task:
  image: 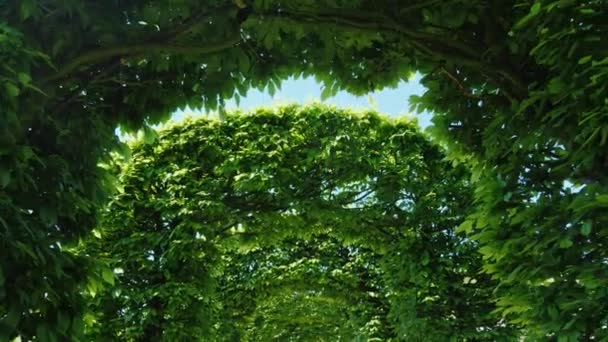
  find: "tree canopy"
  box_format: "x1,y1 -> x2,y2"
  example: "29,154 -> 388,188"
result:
1,0 -> 607,340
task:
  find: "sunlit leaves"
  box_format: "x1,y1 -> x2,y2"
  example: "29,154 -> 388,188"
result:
87,105 -> 513,340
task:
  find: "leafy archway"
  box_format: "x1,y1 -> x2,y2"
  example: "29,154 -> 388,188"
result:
85,105 -> 517,340
2,0 -> 607,339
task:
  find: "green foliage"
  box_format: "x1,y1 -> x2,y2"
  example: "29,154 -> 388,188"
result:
86,105 -> 514,340
218,236 -> 393,341
0,20 -> 118,341
1,0 -> 606,339
410,1 -> 608,338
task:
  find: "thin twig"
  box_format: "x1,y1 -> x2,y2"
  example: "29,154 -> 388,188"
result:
439,66 -> 485,100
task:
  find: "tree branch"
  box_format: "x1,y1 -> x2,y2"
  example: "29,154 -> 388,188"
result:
153,5 -> 234,42
277,6 -> 481,59
437,66 -> 484,100
262,6 -> 528,100
44,33 -> 241,84
398,0 -> 444,14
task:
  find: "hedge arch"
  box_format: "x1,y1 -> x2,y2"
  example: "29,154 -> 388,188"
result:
85,105 -> 517,341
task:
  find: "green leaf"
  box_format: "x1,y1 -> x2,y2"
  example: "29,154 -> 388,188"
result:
238,51 -> 251,71
580,221 -> 592,236
87,280 -> 98,298
20,0 -> 35,20
596,194 -> 608,205
547,77 -> 565,95
267,82 -> 276,97
530,2 -> 541,15
578,55 -> 592,64
4,82 -> 20,97
548,305 -> 559,320
142,125 -> 158,144
17,72 -> 31,85
320,86 -> 333,100
456,219 -> 473,234
92,229 -> 102,239
559,238 -> 573,249
102,268 -> 115,286
514,2 -> 542,29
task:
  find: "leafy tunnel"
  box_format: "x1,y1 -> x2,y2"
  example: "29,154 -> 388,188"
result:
84,104 -> 515,341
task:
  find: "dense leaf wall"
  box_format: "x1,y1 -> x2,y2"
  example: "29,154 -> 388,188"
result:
86,105 -> 512,341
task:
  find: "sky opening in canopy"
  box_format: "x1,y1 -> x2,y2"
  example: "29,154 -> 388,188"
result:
172,74 -> 430,127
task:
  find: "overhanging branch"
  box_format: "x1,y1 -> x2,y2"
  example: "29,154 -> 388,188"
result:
261,6 -> 527,100
44,33 -> 241,84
